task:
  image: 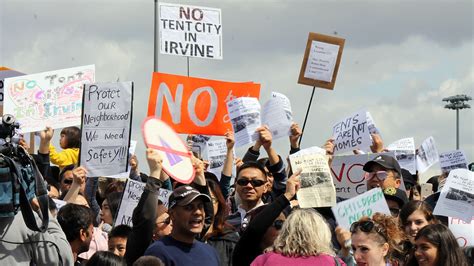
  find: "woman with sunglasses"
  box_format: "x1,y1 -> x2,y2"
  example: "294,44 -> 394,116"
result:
399,201 -> 437,244
350,213 -> 406,266
251,209 -> 345,266
406,224 -> 468,266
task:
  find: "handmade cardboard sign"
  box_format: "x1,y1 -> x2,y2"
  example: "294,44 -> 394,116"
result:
3,65 -> 95,133
332,109 -> 371,154
298,33 -> 345,90
439,150 -> 468,173
148,72 -> 260,135
142,117 -> 195,184
79,82 -> 133,177
332,187 -> 391,230
159,2 -> 222,59
0,67 -> 25,106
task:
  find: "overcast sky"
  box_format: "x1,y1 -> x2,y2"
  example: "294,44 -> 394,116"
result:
1,0 -> 473,181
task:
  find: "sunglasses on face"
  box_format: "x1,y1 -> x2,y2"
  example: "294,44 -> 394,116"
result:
62,179 -> 73,185
364,171 -> 388,181
236,178 -> 266,187
272,219 -> 284,230
350,220 -> 388,241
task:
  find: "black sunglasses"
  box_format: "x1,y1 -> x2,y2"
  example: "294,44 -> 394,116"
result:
236,178 -> 266,187
272,219 -> 284,230
350,220 -> 388,241
62,179 -> 73,185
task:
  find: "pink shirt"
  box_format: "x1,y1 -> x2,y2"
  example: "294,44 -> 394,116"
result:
251,251 -> 346,266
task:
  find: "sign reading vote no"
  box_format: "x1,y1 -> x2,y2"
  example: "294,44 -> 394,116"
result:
147,72 -> 260,135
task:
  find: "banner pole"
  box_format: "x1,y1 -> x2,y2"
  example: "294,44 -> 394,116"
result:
154,0 -> 158,72
298,86 -> 316,146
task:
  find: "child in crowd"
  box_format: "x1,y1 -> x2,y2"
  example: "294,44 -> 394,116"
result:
49,126 -> 81,169
108,225 -> 132,258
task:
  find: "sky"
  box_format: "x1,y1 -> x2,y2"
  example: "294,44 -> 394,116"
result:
1,0 -> 473,182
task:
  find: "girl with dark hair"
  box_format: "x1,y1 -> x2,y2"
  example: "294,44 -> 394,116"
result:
100,192 -> 123,231
204,179 -> 239,266
49,126 -> 81,169
399,201 -> 437,243
406,224 -> 468,266
86,251 -> 126,266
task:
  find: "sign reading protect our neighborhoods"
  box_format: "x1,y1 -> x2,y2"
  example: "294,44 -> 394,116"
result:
159,2 -> 223,59
3,65 -> 95,132
79,82 -> 133,177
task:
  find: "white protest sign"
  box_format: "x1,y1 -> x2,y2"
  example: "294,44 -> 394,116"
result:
0,67 -> 25,106
159,3 -> 222,59
262,93 -> 292,140
105,140 -> 137,179
433,169 -> 474,222
142,117 -> 195,184
332,109 -> 371,154
79,82 -> 133,177
3,65 -> 95,133
439,150 -> 468,173
332,187 -> 391,230
330,152 -> 395,199
449,217 -> 474,248
366,112 -> 380,135
115,179 -> 146,226
291,146 -> 326,157
227,97 -> 261,147
416,136 -> 439,173
289,153 -> 336,208
387,137 -> 416,174
206,138 -> 227,179
158,188 -> 173,208
303,41 -> 339,82
190,135 -> 211,159
271,92 -> 293,121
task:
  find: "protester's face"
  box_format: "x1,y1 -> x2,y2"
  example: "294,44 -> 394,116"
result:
414,237 -> 438,266
153,204 -> 172,240
386,199 -> 401,217
169,198 -> 205,237
404,210 -> 430,243
59,134 -> 68,149
108,236 -> 127,257
366,165 -> 400,190
100,199 -> 113,225
80,223 -> 94,254
260,213 -> 285,250
236,167 -> 268,203
60,170 -> 74,193
351,231 -> 388,266
411,188 -> 421,201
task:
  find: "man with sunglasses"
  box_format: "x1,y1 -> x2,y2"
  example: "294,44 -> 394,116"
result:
363,155 -> 403,191
227,161 -> 269,231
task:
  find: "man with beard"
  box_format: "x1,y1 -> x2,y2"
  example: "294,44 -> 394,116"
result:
57,203 -> 95,265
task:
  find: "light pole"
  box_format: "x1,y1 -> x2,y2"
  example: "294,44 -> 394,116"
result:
442,94 -> 472,149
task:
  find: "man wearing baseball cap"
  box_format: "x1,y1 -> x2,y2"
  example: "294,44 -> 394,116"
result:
363,154 -> 403,190
145,185 -> 220,265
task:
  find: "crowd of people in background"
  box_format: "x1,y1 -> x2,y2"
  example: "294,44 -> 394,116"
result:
0,119 -> 473,266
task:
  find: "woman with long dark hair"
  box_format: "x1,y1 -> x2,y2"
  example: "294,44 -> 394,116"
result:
399,201 -> 437,244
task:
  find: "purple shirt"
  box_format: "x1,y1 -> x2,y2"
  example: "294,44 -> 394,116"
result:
251,251 -> 346,266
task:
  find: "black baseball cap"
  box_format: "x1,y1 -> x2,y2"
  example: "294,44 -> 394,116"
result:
363,155 -> 402,178
168,185 -> 211,209
383,187 -> 408,209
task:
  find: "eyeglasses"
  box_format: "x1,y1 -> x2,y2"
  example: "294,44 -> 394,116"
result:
350,220 -> 388,241
236,178 -> 266,187
364,171 -> 388,181
62,179 -> 73,185
272,219 -> 284,230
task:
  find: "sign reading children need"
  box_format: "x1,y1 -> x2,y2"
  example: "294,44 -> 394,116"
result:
79,82 -> 133,177
159,3 -> 223,59
147,72 -> 260,136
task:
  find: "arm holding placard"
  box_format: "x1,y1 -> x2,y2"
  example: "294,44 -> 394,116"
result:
125,148 -> 166,265
370,133 -> 384,153
36,127 -> 58,189
191,156 -> 214,240
289,122 -> 302,154
63,166 -> 87,204
219,131 -> 235,199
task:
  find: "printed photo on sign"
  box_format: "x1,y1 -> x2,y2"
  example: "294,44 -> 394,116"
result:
227,97 -> 261,147
159,3 -> 223,59
439,150 -> 468,173
416,136 -> 439,173
387,137 -> 416,174
3,65 -> 95,133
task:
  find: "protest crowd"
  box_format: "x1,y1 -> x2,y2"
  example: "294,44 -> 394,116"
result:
1,4 -> 473,266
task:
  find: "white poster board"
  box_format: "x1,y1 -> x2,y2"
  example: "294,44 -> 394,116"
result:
332,187 -> 391,230
387,137 -> 416,174
303,41 -> 339,82
449,217 -> 474,248
206,138 -> 227,178
105,140 -> 137,179
433,169 -> 474,222
261,92 -> 292,140
79,82 -> 133,177
0,68 -> 25,106
227,97 -> 261,147
439,150 -> 468,173
159,3 -> 222,59
416,136 -> 439,173
332,109 -> 371,154
3,65 -> 95,132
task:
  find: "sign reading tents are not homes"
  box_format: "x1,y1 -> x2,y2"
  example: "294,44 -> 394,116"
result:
159,3 -> 222,60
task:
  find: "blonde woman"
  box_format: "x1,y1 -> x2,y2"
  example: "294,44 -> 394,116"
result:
251,209 -> 345,266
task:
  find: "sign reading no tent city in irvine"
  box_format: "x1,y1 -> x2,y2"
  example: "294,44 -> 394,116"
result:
159,3 -> 222,59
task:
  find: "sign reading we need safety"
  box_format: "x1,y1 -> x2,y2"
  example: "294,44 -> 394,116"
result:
147,72 -> 260,136
159,3 -> 223,59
